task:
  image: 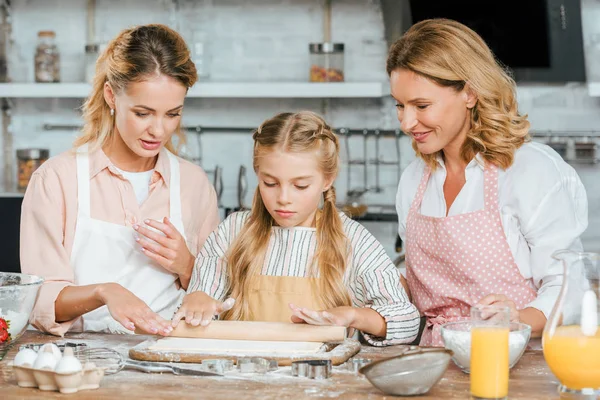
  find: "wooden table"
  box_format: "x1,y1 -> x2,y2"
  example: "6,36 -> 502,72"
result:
0,330 -> 562,399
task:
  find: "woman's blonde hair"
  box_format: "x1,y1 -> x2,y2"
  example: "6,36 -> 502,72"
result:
74,24 -> 197,153
221,111 -> 351,320
386,18 -> 530,170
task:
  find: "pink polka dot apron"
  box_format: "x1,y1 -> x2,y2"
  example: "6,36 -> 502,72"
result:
405,163 -> 537,347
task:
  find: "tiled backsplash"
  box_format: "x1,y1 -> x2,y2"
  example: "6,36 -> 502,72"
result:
1,0 -> 599,257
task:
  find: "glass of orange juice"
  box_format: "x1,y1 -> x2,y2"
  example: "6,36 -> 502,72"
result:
470,305 -> 510,400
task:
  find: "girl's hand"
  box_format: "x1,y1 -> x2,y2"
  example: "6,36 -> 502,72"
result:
97,283 -> 173,336
134,217 -> 195,288
171,292 -> 235,328
476,294 -> 520,322
289,304 -> 357,327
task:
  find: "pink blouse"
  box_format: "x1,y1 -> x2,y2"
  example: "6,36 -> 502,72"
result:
20,147 -> 220,336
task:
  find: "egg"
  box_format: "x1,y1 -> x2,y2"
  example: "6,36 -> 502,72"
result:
33,350 -> 58,371
13,348 -> 38,367
55,347 -> 82,374
39,343 -> 62,362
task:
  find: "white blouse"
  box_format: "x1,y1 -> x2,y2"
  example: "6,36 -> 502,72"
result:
396,141 -> 588,318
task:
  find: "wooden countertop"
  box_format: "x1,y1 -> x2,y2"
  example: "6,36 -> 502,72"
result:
0,330 -> 561,399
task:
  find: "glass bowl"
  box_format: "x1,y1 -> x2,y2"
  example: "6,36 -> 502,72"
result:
0,272 -> 43,360
359,347 -> 452,396
440,320 -> 531,373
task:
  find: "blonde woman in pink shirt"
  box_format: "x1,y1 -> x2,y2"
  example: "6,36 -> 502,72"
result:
20,24 -> 219,336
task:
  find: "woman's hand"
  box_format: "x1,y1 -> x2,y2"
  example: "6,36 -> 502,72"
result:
476,294 -> 520,322
289,304 -> 356,327
171,292 -> 235,328
96,283 -> 173,335
477,294 -> 547,337
134,217 -> 195,288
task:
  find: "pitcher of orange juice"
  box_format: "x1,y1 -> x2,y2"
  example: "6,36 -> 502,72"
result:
543,250 -> 600,396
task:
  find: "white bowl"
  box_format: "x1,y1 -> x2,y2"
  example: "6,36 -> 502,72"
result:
440,321 -> 531,373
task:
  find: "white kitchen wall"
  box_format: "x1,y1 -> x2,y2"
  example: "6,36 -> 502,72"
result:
1,0 -> 599,256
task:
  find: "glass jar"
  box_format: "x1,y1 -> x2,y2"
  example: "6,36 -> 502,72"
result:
190,30 -> 210,80
309,42 -> 344,82
84,44 -> 99,84
34,31 -> 60,83
17,149 -> 49,191
543,250 -> 600,395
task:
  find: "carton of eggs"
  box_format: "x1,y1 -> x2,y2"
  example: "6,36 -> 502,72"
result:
12,344 -> 106,394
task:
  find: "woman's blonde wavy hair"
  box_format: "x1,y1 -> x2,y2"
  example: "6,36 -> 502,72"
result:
221,111 -> 351,320
73,24 -> 197,153
386,18 -> 530,170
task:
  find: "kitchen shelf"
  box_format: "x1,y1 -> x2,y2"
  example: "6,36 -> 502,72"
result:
589,82 -> 600,97
0,82 -> 388,99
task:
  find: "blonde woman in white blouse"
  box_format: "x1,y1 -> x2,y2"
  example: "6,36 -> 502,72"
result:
172,111 -> 421,346
388,19 -> 588,346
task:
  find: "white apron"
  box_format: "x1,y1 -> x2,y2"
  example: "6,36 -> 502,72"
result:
71,146 -> 186,333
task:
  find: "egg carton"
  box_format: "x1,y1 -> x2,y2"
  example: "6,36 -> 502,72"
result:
11,343 -> 107,394
13,363 -> 106,394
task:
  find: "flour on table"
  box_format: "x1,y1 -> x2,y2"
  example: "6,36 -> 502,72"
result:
149,338 -> 326,356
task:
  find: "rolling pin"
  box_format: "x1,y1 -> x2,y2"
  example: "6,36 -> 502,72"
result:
170,321 -> 346,343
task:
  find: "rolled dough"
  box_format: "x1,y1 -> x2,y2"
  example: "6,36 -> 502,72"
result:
149,338 -> 326,356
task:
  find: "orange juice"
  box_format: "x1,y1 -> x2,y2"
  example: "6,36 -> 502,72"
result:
543,325 -> 600,390
470,327 -> 509,399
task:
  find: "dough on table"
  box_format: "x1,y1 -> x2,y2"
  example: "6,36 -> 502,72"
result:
149,338 -> 326,355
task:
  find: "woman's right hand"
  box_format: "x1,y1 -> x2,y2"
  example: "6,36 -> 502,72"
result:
171,292 -> 235,328
96,283 -> 173,336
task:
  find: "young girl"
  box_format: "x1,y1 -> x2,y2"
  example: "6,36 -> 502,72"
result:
173,111 -> 420,346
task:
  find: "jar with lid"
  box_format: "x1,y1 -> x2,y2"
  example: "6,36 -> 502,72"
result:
309,42 -> 344,82
190,30 -> 211,80
17,149 -> 49,191
84,44 -> 99,84
34,30 -> 60,83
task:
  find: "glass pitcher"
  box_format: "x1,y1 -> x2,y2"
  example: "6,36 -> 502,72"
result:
543,250 -> 600,396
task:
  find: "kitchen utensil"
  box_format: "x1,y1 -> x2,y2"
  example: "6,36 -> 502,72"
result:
19,341 -> 88,353
342,128 -> 369,218
291,359 -> 331,379
237,165 -> 248,210
213,165 -> 225,219
72,347 -> 222,376
342,357 -> 372,373
170,320 -> 346,342
129,337 -> 360,367
440,320 -> 531,373
0,272 -> 44,360
213,165 -> 223,207
543,250 -> 600,395
395,128 -> 402,182
236,357 -> 272,374
201,359 -> 235,374
372,130 -> 382,193
359,347 -> 452,396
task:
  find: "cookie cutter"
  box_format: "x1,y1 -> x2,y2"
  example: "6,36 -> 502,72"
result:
291,360 -> 332,380
344,357 -> 372,373
236,357 -> 277,374
201,359 -> 235,374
